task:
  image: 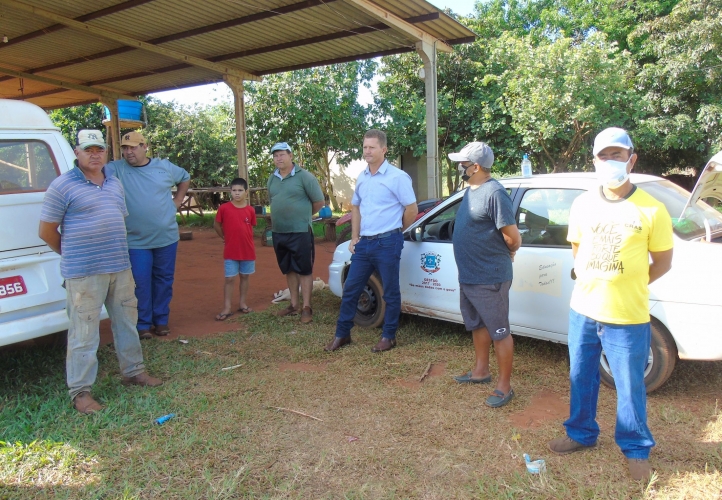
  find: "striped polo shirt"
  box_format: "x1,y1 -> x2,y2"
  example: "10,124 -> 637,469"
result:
40,166 -> 131,279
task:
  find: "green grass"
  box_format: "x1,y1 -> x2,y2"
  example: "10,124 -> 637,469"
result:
3,291 -> 722,498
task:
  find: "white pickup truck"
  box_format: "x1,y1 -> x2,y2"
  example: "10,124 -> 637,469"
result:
0,99 -> 83,346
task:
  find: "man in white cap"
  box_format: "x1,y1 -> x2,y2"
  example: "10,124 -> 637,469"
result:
106,132 -> 190,339
547,127 -> 674,481
448,141 -> 521,408
39,130 -> 162,415
266,141 -> 325,323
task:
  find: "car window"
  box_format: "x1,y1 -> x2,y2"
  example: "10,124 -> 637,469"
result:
517,189 -> 584,247
417,199 -> 461,242
0,140 -> 60,194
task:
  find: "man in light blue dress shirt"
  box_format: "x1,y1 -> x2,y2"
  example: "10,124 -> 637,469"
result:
325,130 -> 418,353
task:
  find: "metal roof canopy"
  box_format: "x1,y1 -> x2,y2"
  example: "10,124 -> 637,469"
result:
0,0 -> 475,196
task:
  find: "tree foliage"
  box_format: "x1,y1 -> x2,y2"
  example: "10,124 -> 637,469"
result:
48,103 -> 104,147
631,0 -> 722,170
245,62 -> 374,209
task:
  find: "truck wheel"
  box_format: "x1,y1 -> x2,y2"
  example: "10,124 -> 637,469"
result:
336,226 -> 352,247
599,317 -> 677,393
353,274 -> 386,328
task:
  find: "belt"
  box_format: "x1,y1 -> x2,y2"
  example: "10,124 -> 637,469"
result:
360,228 -> 401,240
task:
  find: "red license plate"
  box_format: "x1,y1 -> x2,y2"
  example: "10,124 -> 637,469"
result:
0,276 -> 28,298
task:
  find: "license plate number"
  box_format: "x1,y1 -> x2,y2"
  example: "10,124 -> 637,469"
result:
0,276 -> 28,298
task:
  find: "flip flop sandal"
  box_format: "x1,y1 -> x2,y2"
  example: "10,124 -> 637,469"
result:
453,371 -> 492,384
237,307 -> 253,314
215,313 -> 234,321
485,388 -> 515,408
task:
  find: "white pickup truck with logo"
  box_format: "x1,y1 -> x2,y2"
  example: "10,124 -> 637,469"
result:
0,99 -> 95,346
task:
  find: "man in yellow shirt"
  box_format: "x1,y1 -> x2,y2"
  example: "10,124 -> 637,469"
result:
547,128 -> 674,481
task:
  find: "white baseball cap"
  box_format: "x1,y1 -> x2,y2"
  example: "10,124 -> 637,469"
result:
77,129 -> 106,150
593,127 -> 634,156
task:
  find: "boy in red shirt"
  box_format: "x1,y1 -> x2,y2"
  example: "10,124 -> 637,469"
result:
214,178 -> 257,320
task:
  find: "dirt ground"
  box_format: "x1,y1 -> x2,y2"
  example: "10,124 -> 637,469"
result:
99,228 -> 337,344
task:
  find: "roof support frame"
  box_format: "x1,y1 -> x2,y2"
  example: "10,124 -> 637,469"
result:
0,65 -> 132,101
0,0 -> 261,81
344,0 -> 453,53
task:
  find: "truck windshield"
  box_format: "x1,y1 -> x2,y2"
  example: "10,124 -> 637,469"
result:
639,179 -> 722,241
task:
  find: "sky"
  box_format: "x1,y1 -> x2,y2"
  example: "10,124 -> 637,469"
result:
150,0 -> 477,108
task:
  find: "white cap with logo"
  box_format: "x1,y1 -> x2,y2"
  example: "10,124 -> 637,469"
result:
77,129 -> 106,150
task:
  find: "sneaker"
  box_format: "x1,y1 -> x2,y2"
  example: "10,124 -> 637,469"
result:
547,436 -> 597,455
73,391 -> 103,414
628,458 -> 653,481
300,306 -> 313,324
121,372 -> 163,387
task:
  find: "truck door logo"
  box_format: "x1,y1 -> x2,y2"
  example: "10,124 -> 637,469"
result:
420,252 -> 442,274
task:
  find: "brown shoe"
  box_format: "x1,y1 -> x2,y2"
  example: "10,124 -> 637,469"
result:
628,458 -> 653,481
73,391 -> 103,415
371,337 -> 397,353
547,436 -> 597,455
300,306 -> 313,324
276,304 -> 298,317
121,372 -> 163,387
325,336 -> 352,352
138,329 -> 153,340
154,325 -> 170,336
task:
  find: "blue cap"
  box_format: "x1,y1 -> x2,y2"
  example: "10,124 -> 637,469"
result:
270,142 -> 292,154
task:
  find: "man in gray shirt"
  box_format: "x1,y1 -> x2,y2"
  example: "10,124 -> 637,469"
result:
106,132 -> 190,339
449,142 -> 521,408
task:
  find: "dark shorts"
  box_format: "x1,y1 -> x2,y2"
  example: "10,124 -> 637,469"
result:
272,230 -> 315,276
459,281 -> 512,340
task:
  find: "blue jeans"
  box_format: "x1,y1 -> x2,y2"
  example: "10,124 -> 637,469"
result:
128,242 -> 178,330
335,232 -> 404,340
65,269 -> 145,400
565,309 -> 655,459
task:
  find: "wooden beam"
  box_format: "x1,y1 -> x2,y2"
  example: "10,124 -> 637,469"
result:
0,0 -> 337,83
343,0 -> 453,53
223,75 -> 248,182
0,66 -> 132,100
0,0 -> 155,49
0,0 -> 260,81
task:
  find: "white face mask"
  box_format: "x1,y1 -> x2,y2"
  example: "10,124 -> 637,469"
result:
594,158 -> 630,188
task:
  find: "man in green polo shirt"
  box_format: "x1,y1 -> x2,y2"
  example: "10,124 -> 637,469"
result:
266,142 -> 324,324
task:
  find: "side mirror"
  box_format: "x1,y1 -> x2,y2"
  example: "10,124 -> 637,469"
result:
407,226 -> 422,242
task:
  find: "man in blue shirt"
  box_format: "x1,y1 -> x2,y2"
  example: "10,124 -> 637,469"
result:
106,132 -> 190,339
449,142 -> 521,408
325,130 -> 418,353
39,130 -> 162,415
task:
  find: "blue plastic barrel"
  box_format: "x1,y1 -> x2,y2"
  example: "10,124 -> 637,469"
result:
103,100 -> 143,121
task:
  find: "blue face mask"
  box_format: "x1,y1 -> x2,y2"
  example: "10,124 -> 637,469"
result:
594,158 -> 629,188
